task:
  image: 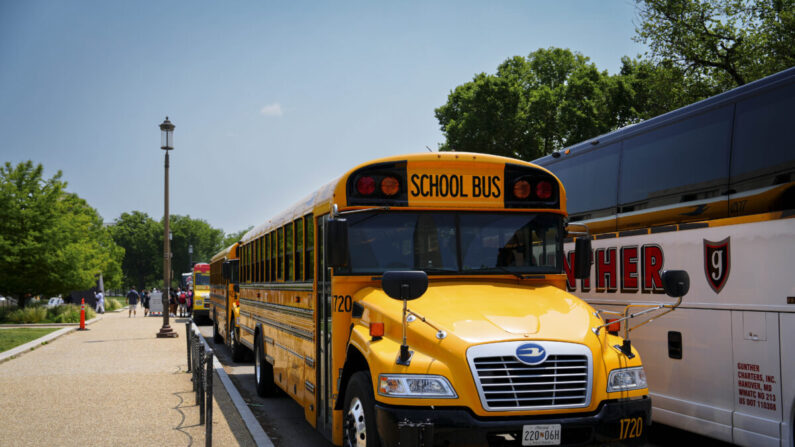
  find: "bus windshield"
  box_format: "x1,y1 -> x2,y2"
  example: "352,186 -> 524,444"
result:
341,212 -> 563,275
194,274 -> 210,286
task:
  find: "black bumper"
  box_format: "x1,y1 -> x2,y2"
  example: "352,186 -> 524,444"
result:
375,397 -> 651,447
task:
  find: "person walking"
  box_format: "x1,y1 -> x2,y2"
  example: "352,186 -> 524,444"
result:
169,288 -> 178,317
94,290 -> 105,314
178,289 -> 187,317
126,286 -> 140,317
142,289 -> 151,317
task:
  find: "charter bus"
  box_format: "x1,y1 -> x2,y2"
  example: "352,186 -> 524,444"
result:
209,243 -> 245,361
190,262 -> 211,320
218,152 -> 691,446
534,67 -> 795,447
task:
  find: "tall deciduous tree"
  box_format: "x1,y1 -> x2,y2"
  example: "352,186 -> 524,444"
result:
169,215 -> 224,277
435,48 -> 635,159
109,211 -> 162,290
634,0 -> 795,90
0,161 -> 123,306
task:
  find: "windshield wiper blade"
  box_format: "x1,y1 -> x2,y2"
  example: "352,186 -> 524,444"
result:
420,267 -> 458,275
469,266 -> 525,279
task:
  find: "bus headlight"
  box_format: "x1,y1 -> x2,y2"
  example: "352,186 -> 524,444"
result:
378,374 -> 457,398
607,367 -> 647,392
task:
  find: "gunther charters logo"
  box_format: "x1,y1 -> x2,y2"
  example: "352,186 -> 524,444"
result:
516,343 -> 547,365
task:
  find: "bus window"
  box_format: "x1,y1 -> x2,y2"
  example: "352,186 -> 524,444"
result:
546,142 -> 620,222
295,218 -> 303,282
277,227 -> 284,281
619,105 -> 733,212
305,214 -> 314,281
270,232 -> 276,281
731,81 -> 795,195
286,223 -> 294,281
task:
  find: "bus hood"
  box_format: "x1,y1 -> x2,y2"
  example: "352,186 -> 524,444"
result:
361,281 -> 596,345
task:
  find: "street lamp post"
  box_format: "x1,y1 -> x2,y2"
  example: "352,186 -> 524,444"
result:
188,244 -> 193,271
157,117 -> 178,338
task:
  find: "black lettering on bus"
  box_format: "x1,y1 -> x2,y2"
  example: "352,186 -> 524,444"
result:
439,174 -> 449,197
472,176 -> 481,198
491,175 -> 501,198
410,174 -> 421,197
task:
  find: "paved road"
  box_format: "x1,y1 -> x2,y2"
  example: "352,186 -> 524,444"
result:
197,323 -> 333,447
196,322 -> 735,447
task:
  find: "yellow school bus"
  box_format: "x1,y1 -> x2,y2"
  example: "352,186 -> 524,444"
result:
209,243 -> 246,361
190,262 -> 211,320
232,153 -> 686,446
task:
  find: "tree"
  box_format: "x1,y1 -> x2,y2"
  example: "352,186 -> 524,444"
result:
109,211 -> 162,290
634,0 -> 795,90
0,161 -> 123,306
222,227 -> 252,249
435,48 -> 633,159
169,215 -> 224,277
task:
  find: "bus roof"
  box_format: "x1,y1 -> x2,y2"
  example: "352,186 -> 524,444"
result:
534,67 -> 795,167
210,242 -> 239,264
193,263 -> 210,273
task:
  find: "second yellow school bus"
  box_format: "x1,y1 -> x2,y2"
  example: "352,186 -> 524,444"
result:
221,153 -> 681,446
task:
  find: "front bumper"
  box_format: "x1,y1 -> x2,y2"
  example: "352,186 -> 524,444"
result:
375,397 -> 651,446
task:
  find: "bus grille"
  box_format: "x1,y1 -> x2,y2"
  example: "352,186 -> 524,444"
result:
472,354 -> 589,410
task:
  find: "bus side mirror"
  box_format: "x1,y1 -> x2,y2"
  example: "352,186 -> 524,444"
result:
574,238 -> 592,279
326,218 -> 349,269
662,270 -> 690,297
382,271 -> 428,301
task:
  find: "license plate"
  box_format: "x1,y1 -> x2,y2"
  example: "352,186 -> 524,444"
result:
522,424 -> 561,446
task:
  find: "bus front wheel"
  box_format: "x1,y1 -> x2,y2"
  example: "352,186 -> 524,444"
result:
254,333 -> 276,397
230,325 -> 246,363
343,371 -> 380,447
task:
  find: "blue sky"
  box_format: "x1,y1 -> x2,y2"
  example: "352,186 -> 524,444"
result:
0,0 -> 645,235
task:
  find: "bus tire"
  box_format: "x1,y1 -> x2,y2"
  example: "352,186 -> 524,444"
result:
343,371 -> 380,447
254,333 -> 276,397
212,312 -> 223,343
230,325 -> 245,363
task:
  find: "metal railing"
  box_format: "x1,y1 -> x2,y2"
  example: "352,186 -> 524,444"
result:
186,320 -> 213,446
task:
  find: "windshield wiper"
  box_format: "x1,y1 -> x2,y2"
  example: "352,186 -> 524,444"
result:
468,266 -> 526,279
420,267 -> 458,275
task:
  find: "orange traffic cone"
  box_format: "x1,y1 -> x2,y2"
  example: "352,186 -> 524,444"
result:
79,298 -> 86,330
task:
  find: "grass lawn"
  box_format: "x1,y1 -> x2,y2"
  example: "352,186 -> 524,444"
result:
0,328 -> 60,353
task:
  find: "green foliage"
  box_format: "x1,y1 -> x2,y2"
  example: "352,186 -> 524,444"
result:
109,211 -> 162,290
105,297 -> 122,311
109,212 -> 226,290
634,0 -> 795,89
169,214 -> 224,278
435,48 -> 637,158
0,303 -> 95,324
222,227 -> 253,249
0,161 -> 124,306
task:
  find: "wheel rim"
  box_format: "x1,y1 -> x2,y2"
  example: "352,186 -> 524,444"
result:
345,397 -> 367,447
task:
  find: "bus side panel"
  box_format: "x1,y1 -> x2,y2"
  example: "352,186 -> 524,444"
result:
731,311 -> 782,447
781,313 -> 795,447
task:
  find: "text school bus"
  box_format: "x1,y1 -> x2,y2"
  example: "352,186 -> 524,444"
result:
216,153 -> 689,446
535,67 -> 795,447
209,243 -> 247,361
190,262 -> 211,320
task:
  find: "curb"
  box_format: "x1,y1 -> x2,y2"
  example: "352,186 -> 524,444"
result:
0,316 -> 101,363
214,358 -> 274,447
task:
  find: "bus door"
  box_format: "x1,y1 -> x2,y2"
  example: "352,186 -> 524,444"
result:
316,215 -> 334,439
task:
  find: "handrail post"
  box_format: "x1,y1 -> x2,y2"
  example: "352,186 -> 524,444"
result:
205,352 -> 213,446
186,321 -> 192,372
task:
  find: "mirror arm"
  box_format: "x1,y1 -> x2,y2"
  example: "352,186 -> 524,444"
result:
406,309 -> 447,339
592,294 -> 683,337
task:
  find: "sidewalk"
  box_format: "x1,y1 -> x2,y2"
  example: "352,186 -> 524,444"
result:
0,310 -> 254,446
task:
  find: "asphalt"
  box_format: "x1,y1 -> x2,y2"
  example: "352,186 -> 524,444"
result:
0,308 -> 258,446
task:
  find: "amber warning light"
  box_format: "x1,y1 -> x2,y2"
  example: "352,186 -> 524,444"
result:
370,322 -> 385,338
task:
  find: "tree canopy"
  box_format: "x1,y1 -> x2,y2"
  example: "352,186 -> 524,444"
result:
0,161 -> 123,306
634,0 -> 795,91
109,212 -> 227,290
436,0 -> 794,160
435,48 -> 641,158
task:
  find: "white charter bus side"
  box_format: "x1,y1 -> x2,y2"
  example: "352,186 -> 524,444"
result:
535,67 -> 795,447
